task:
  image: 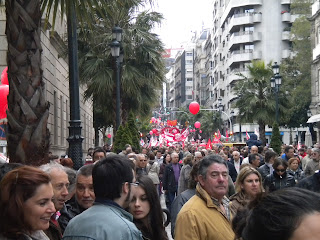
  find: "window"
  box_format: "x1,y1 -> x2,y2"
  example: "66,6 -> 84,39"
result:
186,52 -> 193,56
210,76 -> 214,85
187,70 -> 192,74
186,78 -> 193,81
245,44 -> 254,50
186,60 -> 193,65
187,95 -> 193,100
53,91 -> 58,145
186,86 -> 193,90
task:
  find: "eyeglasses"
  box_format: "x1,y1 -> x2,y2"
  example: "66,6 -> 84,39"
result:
275,169 -> 286,173
130,182 -> 139,187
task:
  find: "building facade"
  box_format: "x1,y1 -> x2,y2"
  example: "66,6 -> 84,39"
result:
0,7 -> 94,157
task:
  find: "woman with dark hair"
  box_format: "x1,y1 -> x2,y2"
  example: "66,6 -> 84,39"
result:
229,166 -> 264,215
233,188 -> 320,240
263,158 -> 296,192
0,166 -> 55,239
129,175 -> 168,240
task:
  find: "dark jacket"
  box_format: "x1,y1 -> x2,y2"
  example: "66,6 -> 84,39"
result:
163,163 -> 182,192
263,171 -> 296,193
296,171 -> 320,193
58,200 -> 86,233
44,218 -> 62,240
246,133 -> 261,151
287,169 -> 304,183
258,164 -> 272,181
170,189 -> 196,238
227,161 -> 237,182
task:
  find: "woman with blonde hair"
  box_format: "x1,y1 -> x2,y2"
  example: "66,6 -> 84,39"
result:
229,166 -> 264,215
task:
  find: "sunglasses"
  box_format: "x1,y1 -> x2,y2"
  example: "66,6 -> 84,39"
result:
275,169 -> 286,173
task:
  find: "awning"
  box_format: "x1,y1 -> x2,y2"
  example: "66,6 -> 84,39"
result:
307,114 -> 320,123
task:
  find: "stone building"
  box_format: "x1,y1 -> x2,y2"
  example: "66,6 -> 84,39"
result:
0,6 -> 94,157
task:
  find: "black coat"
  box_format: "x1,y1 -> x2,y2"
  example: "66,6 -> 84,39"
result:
59,200 -> 86,233
227,161 -> 238,182
258,164 -> 272,181
163,163 -> 182,192
264,172 -> 296,193
297,171 -> 320,193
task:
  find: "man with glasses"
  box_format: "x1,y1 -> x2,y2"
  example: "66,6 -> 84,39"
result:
63,155 -> 142,240
304,148 -> 320,177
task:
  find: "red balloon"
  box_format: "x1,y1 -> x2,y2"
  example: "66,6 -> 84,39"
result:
1,67 -> 8,85
0,85 -> 9,119
189,101 -> 200,115
152,128 -> 157,133
107,134 -> 112,138
194,121 -> 201,129
199,130 -> 202,133
149,131 -> 153,135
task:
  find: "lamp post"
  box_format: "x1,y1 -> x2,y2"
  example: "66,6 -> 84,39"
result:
110,26 -> 123,130
218,97 -> 223,132
271,62 -> 282,124
66,2 -> 83,170
230,110 -> 234,138
307,109 -> 314,144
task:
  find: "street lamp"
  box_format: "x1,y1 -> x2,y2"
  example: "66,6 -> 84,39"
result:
218,98 -> 223,131
110,26 -> 123,130
271,62 -> 282,124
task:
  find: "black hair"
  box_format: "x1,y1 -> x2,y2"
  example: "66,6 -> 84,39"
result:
235,188 -> 320,240
0,163 -> 22,182
272,158 -> 288,170
264,150 -> 278,163
284,145 -> 294,153
93,155 -> 133,199
248,153 -> 258,164
132,176 -> 168,240
92,147 -> 106,160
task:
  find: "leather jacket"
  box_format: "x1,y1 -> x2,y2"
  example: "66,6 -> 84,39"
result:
263,171 -> 296,193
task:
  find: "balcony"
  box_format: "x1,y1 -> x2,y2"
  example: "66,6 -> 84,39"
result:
229,13 -> 253,32
228,50 -> 253,66
227,68 -> 249,86
253,51 -> 262,59
282,31 -> 290,41
282,12 -> 291,22
282,49 -> 291,58
253,13 -> 262,22
313,1 -> 320,16
253,32 -> 262,42
281,0 -> 291,4
229,31 -> 253,49
313,44 -> 320,61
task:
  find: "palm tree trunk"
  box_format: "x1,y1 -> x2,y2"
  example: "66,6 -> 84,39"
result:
258,120 -> 266,146
6,0 -> 50,166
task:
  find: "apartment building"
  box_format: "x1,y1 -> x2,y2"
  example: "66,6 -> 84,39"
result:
209,0 -> 296,141
310,0 -> 320,141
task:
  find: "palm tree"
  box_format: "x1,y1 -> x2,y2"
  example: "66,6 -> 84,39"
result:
77,0 -> 165,132
4,0 -> 139,165
233,60 -> 275,145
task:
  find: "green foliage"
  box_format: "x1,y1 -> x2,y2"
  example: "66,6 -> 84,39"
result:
281,2 -> 312,128
126,111 -> 141,152
270,123 -> 282,154
113,125 -> 132,153
77,0 -> 165,128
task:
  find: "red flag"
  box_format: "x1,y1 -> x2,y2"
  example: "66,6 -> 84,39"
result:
206,138 -> 212,149
246,131 -> 250,140
226,130 -> 229,142
217,130 -> 221,140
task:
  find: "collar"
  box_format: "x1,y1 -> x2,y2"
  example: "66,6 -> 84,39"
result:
195,183 -> 229,208
95,198 -> 122,209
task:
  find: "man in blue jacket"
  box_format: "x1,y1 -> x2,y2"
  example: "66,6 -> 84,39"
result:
63,155 -> 143,240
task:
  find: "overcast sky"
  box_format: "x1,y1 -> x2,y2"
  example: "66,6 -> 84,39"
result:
143,0 -> 212,49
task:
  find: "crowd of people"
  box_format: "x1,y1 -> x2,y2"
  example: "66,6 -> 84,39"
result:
0,138 -> 320,240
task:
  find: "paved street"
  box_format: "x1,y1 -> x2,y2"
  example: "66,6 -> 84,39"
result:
160,194 -> 174,240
